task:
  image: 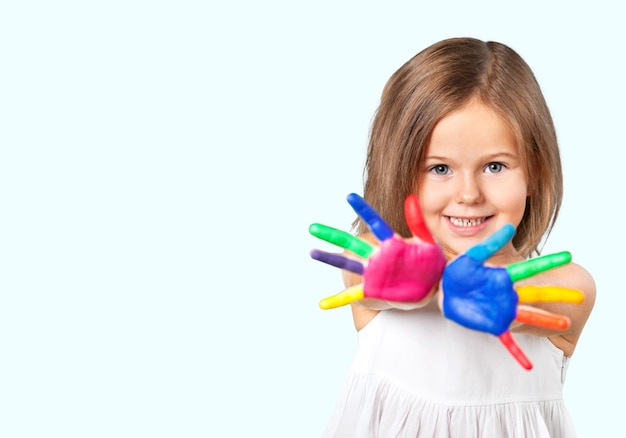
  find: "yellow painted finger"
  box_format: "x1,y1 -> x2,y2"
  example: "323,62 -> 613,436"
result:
516,285 -> 584,304
319,285 -> 364,310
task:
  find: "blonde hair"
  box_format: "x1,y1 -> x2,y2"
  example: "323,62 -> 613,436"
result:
357,37 -> 562,257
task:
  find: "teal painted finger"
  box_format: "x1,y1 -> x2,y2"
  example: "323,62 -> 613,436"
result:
464,224 -> 516,262
309,223 -> 374,258
506,251 -> 572,282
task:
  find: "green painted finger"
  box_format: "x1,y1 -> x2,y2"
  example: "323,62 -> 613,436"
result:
506,251 -> 572,282
309,223 -> 374,258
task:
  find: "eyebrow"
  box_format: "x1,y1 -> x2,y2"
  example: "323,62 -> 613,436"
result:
424,151 -> 520,161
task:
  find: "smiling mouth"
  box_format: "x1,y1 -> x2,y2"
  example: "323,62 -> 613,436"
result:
447,216 -> 490,227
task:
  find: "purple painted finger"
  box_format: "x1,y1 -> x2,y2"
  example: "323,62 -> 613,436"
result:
310,249 -> 364,275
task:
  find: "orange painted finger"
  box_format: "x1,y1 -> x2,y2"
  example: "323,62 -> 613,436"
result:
515,308 -> 571,330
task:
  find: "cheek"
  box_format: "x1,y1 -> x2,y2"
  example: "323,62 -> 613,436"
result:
491,180 -> 528,221
418,183 -> 445,225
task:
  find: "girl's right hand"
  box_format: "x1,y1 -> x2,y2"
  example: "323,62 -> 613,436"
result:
309,193 -> 447,309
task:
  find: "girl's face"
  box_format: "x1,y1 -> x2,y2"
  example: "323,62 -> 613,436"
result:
418,99 -> 528,263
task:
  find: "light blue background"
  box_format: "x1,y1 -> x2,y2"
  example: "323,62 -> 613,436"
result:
1,1 -> 621,436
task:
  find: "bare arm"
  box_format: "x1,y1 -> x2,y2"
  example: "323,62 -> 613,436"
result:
511,262 -> 596,356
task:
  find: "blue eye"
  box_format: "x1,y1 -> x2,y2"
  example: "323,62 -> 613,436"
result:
485,162 -> 504,173
430,164 -> 449,175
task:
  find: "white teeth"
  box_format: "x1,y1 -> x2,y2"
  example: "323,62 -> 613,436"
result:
449,217 -> 486,227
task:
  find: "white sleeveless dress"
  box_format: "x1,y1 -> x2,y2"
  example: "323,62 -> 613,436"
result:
323,300 -> 577,437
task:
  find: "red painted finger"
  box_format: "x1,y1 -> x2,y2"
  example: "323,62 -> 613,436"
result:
498,331 -> 532,370
404,194 -> 434,244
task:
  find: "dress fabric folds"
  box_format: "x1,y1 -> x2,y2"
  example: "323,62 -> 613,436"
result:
323,304 -> 576,438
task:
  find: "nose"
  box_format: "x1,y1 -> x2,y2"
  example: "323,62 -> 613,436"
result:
455,174 -> 483,204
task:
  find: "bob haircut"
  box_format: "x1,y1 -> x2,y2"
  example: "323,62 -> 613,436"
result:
357,37 -> 562,258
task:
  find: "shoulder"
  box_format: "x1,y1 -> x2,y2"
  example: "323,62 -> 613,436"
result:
553,261 -> 596,324
553,262 -> 595,356
554,261 -> 596,312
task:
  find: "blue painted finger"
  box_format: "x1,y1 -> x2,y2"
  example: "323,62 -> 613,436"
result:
346,193 -> 394,241
464,223 -> 516,262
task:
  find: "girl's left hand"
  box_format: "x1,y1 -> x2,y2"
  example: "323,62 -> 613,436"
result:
441,224 -> 584,370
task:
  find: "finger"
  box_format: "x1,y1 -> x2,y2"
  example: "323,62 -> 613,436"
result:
506,251 -> 571,282
516,285 -> 584,304
319,284 -> 364,309
515,308 -> 571,330
310,249 -> 365,275
498,331 -> 532,370
346,193 -> 394,242
464,223 -> 516,262
309,223 -> 374,258
404,194 -> 435,243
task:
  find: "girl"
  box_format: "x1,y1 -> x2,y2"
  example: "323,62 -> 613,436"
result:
315,37 -> 595,437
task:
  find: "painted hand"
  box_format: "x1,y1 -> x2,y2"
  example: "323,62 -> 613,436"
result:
309,193 -> 446,309
441,224 -> 584,370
